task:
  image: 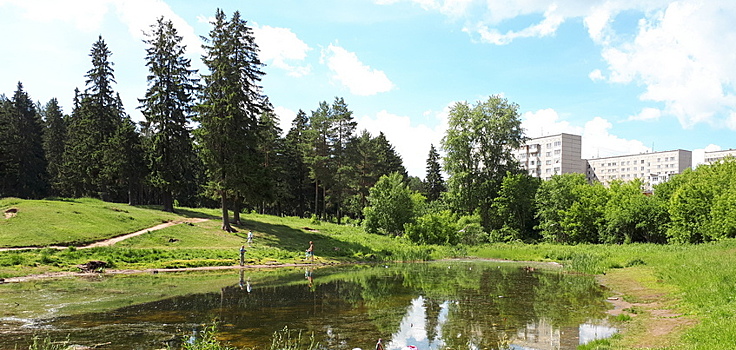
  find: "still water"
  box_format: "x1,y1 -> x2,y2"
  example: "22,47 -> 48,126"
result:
0,261 -> 615,350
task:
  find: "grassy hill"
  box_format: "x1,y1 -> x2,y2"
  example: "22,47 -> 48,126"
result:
0,197 -> 185,247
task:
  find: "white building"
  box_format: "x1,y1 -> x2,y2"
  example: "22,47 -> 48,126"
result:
704,149 -> 736,163
585,149 -> 692,187
514,133 -> 585,181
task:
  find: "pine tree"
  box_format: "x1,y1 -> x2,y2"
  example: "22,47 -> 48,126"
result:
327,97 -> 357,223
425,144 -> 446,201
41,98 -> 67,196
62,36 -> 134,201
1,83 -> 48,198
303,101 -> 332,220
195,9 -> 267,232
0,95 -> 14,197
373,132 -> 407,178
139,16 -> 198,212
283,109 -> 312,217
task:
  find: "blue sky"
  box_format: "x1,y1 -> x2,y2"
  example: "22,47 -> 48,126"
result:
1,0 -> 735,177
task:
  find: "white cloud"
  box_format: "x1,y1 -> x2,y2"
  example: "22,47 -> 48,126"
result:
522,108 -> 583,137
356,106 -> 448,178
522,109 -> 650,159
582,117 -> 650,159
692,144 -> 722,167
3,0 -> 109,32
628,107 -> 662,121
273,106 -> 296,135
588,69 -> 605,82
467,4 -> 565,45
253,24 -> 311,77
322,43 -> 395,96
377,0 -> 736,130
3,0 -> 202,53
115,0 -> 203,54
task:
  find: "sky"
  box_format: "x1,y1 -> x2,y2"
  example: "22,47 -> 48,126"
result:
1,0 -> 735,178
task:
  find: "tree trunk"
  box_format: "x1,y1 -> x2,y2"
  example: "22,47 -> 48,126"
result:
221,191 -> 234,232
162,190 -> 174,212
314,180 -> 319,219
232,195 -> 241,225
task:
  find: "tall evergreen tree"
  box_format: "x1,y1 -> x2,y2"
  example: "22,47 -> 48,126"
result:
327,97 -> 357,223
425,144 -> 446,201
41,98 -> 67,196
62,36 -> 136,202
0,83 -> 48,198
303,101 -> 332,219
139,16 -> 198,212
283,109 -> 312,217
0,95 -> 12,197
373,132 -> 406,178
195,9 -> 267,232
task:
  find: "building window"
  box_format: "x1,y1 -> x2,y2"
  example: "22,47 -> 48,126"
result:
641,160 -> 645,164
546,152 -> 551,157
546,160 -> 552,165
554,149 -> 561,155
546,143 -> 552,149
554,141 -> 561,147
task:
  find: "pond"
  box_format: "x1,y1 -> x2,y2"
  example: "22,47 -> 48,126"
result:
0,260 -> 616,349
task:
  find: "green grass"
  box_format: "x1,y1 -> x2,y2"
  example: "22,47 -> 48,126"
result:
6,198 -> 736,349
0,197 -> 182,247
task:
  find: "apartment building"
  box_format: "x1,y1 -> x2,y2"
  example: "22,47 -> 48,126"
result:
704,149 -> 736,163
514,133 -> 585,180
585,149 -> 692,186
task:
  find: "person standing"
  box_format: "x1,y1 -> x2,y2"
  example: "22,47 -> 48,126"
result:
240,245 -> 246,266
247,230 -> 253,246
306,241 -> 314,261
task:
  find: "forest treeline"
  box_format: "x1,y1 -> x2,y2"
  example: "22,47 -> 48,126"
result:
1,9 -> 734,244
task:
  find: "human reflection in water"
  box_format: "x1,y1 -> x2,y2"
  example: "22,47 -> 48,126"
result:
305,267 -> 314,290
238,270 -> 253,293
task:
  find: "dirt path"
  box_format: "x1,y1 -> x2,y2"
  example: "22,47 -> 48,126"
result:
0,261 -> 331,284
0,218 -> 209,252
599,267 -> 696,348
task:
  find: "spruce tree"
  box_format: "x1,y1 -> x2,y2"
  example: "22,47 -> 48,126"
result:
139,16 -> 198,212
62,36 -> 131,201
283,110 -> 312,217
1,83 -> 48,198
425,144 -> 446,201
0,95 -> 14,197
327,97 -> 357,223
195,9 -> 267,232
41,98 -> 67,196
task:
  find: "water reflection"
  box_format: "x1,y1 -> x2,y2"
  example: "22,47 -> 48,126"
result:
0,261 -> 616,349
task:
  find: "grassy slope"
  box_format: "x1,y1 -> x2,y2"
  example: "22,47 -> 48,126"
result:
3,199 -> 736,349
0,198 -> 183,247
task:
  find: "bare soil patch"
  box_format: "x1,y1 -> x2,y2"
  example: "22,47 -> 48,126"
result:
600,267 -> 697,348
3,208 -> 17,219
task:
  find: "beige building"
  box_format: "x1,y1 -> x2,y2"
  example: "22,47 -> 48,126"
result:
585,149 -> 692,187
514,133 -> 585,180
704,149 -> 736,163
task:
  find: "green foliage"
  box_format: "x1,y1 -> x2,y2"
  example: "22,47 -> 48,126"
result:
602,180 -> 668,244
442,95 -> 525,230
0,82 -> 48,199
182,324 -> 236,350
535,174 -> 607,244
491,172 -> 541,242
27,335 -> 70,350
195,9 -> 268,231
139,16 -> 199,212
405,210 -> 458,245
424,144 -> 445,201
269,326 -> 319,350
664,159 -> 736,243
363,172 -> 417,235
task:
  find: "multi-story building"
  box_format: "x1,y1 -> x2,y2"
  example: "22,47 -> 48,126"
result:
704,149 -> 736,163
585,149 -> 692,187
514,133 -> 585,180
